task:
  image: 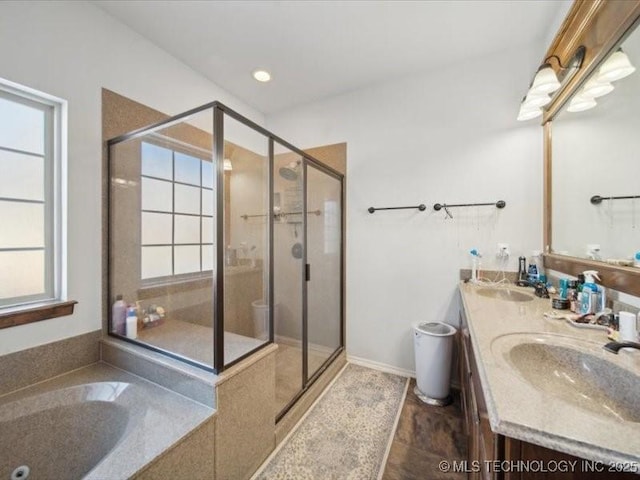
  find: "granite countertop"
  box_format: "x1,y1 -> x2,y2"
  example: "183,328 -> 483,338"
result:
459,281 -> 640,466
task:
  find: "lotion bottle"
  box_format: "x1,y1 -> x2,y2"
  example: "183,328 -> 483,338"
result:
126,306 -> 138,339
112,295 -> 127,335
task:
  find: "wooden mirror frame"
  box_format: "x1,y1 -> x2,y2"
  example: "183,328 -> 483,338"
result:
541,0 -> 640,296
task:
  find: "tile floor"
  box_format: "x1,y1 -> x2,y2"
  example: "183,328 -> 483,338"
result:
382,379 -> 467,480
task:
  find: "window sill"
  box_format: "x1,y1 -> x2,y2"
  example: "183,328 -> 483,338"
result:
0,300 -> 78,330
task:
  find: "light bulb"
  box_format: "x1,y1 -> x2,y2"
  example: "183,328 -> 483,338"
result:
252,70 -> 272,82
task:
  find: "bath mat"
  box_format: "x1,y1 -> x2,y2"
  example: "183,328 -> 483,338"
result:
254,363 -> 409,480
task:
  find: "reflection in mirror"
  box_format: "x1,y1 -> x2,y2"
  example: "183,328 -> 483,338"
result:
552,24 -> 640,267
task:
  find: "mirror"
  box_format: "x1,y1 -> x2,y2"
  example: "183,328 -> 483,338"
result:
550,22 -> 640,267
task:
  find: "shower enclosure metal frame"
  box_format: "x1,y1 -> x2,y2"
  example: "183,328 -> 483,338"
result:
107,101 -> 345,377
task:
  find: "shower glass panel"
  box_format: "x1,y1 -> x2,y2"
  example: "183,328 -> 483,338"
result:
109,108 -> 216,369
222,113 -> 270,366
273,142 -> 304,414
108,100 -> 342,382
306,162 -> 343,380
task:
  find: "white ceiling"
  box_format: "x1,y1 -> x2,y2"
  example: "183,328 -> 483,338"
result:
94,0 -> 569,115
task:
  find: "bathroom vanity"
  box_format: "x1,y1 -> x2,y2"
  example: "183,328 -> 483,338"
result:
459,282 -> 639,480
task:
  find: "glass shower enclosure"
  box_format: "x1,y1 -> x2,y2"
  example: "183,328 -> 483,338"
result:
108,101 -> 343,417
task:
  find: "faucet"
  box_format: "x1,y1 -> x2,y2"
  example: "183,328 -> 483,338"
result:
603,341 -> 640,354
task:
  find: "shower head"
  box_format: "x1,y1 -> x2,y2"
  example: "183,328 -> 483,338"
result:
279,161 -> 300,181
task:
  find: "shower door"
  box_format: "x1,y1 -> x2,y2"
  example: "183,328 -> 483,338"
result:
273,145 -> 305,415
273,150 -> 343,421
304,161 -> 343,381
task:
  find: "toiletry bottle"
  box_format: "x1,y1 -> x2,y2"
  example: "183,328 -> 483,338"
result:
559,279 -> 568,300
112,295 -> 127,335
635,252 -> 640,268
527,250 -> 543,284
126,306 -> 138,339
567,280 -> 578,312
582,270 -> 604,313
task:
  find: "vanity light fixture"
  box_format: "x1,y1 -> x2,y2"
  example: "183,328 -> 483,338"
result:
598,48 -> 636,82
224,158 -> 233,171
567,94 -> 597,112
252,69 -> 271,83
517,45 -> 586,121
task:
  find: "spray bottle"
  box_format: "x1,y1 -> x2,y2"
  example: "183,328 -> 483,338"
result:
580,270 -> 605,314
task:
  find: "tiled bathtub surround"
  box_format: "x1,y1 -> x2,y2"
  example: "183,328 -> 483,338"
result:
0,329 -> 101,396
1,324 -> 346,478
0,362 -> 214,479
100,337 -> 217,408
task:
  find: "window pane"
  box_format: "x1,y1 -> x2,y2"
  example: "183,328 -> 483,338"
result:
0,150 -> 44,201
0,250 -> 45,300
141,142 -> 172,180
202,217 -> 214,244
174,245 -> 200,274
141,212 -> 172,245
202,160 -> 214,188
0,201 -> 44,248
202,244 -> 213,271
0,97 -> 45,155
175,184 -> 200,214
175,152 -> 201,186
141,177 -> 172,212
202,189 -> 214,216
141,246 -> 172,279
175,214 -> 200,244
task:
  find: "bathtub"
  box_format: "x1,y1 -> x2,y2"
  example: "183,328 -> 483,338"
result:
0,363 -> 214,479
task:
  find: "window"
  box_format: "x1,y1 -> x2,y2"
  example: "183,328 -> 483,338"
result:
0,80 -> 66,311
140,141 -> 214,281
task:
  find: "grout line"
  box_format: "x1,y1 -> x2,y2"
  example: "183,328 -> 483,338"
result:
250,361 -> 350,480
377,376 -> 410,480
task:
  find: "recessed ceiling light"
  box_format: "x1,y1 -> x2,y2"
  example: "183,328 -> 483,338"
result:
252,70 -> 271,83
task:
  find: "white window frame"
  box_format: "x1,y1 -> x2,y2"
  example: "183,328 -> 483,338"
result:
0,78 -> 67,310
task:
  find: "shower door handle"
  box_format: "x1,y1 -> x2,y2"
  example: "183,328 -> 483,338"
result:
305,263 -> 311,282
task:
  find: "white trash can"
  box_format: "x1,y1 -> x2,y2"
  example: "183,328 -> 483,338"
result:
251,300 -> 270,340
413,321 -> 457,406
